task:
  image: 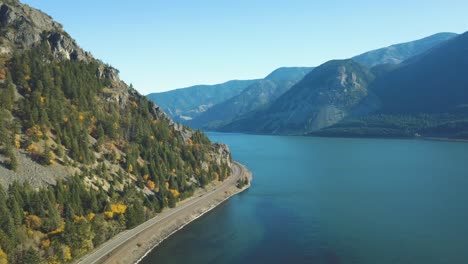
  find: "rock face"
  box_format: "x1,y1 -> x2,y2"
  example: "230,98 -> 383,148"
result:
0,0 -> 91,60
211,143 -> 232,167
0,0 -> 196,145
222,60 -> 376,135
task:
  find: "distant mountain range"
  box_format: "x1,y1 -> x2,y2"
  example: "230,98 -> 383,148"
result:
147,80 -> 257,122
149,31 -> 468,139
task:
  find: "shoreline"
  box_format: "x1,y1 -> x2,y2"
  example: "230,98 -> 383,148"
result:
77,161 -> 252,264
421,137 -> 468,143
135,176 -> 251,264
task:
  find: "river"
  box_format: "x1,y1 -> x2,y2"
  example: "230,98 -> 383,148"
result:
141,133 -> 468,264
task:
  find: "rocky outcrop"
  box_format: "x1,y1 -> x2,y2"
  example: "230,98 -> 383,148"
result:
211,143 -> 232,166
0,0 -> 91,61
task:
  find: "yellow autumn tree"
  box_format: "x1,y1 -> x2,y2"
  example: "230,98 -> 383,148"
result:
147,180 -> 156,190
49,151 -> 56,164
48,221 -> 65,236
110,202 -> 127,214
14,134 -> 21,148
26,125 -> 43,138
169,189 -> 180,197
41,239 -> 51,249
73,215 -> 86,223
26,144 -> 38,154
0,248 -> 7,264
63,246 -> 72,261
26,214 -> 42,230
104,211 -> 114,220
87,212 -> 96,221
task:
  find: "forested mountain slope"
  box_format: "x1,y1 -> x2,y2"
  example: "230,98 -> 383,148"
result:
0,1 -> 233,263
314,31 -> 468,138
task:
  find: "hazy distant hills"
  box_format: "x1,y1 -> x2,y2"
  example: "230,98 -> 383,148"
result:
187,67 -> 313,129
352,32 -> 457,67
147,80 -> 257,122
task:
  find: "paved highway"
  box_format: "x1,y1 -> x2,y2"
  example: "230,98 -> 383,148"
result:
77,162 -> 246,264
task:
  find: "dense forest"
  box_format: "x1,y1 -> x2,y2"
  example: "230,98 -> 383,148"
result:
310,113 -> 468,139
0,27 -> 231,264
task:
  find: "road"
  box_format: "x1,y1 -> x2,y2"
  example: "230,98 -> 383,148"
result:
77,162 -> 247,264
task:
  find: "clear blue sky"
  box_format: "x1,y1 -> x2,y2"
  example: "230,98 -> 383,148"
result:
22,0 -> 468,94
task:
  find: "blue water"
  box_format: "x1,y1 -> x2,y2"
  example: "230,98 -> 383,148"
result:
141,133 -> 468,264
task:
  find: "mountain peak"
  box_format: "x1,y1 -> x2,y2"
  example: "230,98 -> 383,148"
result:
0,0 -> 91,61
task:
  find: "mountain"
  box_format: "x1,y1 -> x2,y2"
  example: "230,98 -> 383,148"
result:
373,32 -> 468,114
187,67 -> 313,129
264,67 -> 314,81
147,79 -> 257,122
222,60 -> 376,134
153,33 -> 455,133
314,32 -> 468,138
0,1 -> 234,262
220,32 -> 463,136
352,32 -> 457,67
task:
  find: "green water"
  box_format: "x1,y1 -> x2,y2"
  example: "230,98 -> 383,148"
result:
141,133 -> 468,264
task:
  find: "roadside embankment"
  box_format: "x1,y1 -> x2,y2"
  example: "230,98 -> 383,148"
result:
77,161 -> 252,264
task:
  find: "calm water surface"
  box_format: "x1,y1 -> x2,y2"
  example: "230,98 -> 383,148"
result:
141,133 -> 468,264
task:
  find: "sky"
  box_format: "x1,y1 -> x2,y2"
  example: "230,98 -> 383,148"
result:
21,0 -> 468,94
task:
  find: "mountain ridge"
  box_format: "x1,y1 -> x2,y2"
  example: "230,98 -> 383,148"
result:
187,67 -> 314,129
352,32 -> 457,67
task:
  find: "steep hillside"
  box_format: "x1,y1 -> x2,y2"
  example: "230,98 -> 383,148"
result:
222,60 -> 376,134
188,67 -> 313,129
314,32 -> 468,139
147,79 -> 256,122
352,32 -> 457,67
373,32 -> 468,114
0,1 -> 234,263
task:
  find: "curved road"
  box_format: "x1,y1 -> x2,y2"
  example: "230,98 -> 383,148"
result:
77,162 -> 247,264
